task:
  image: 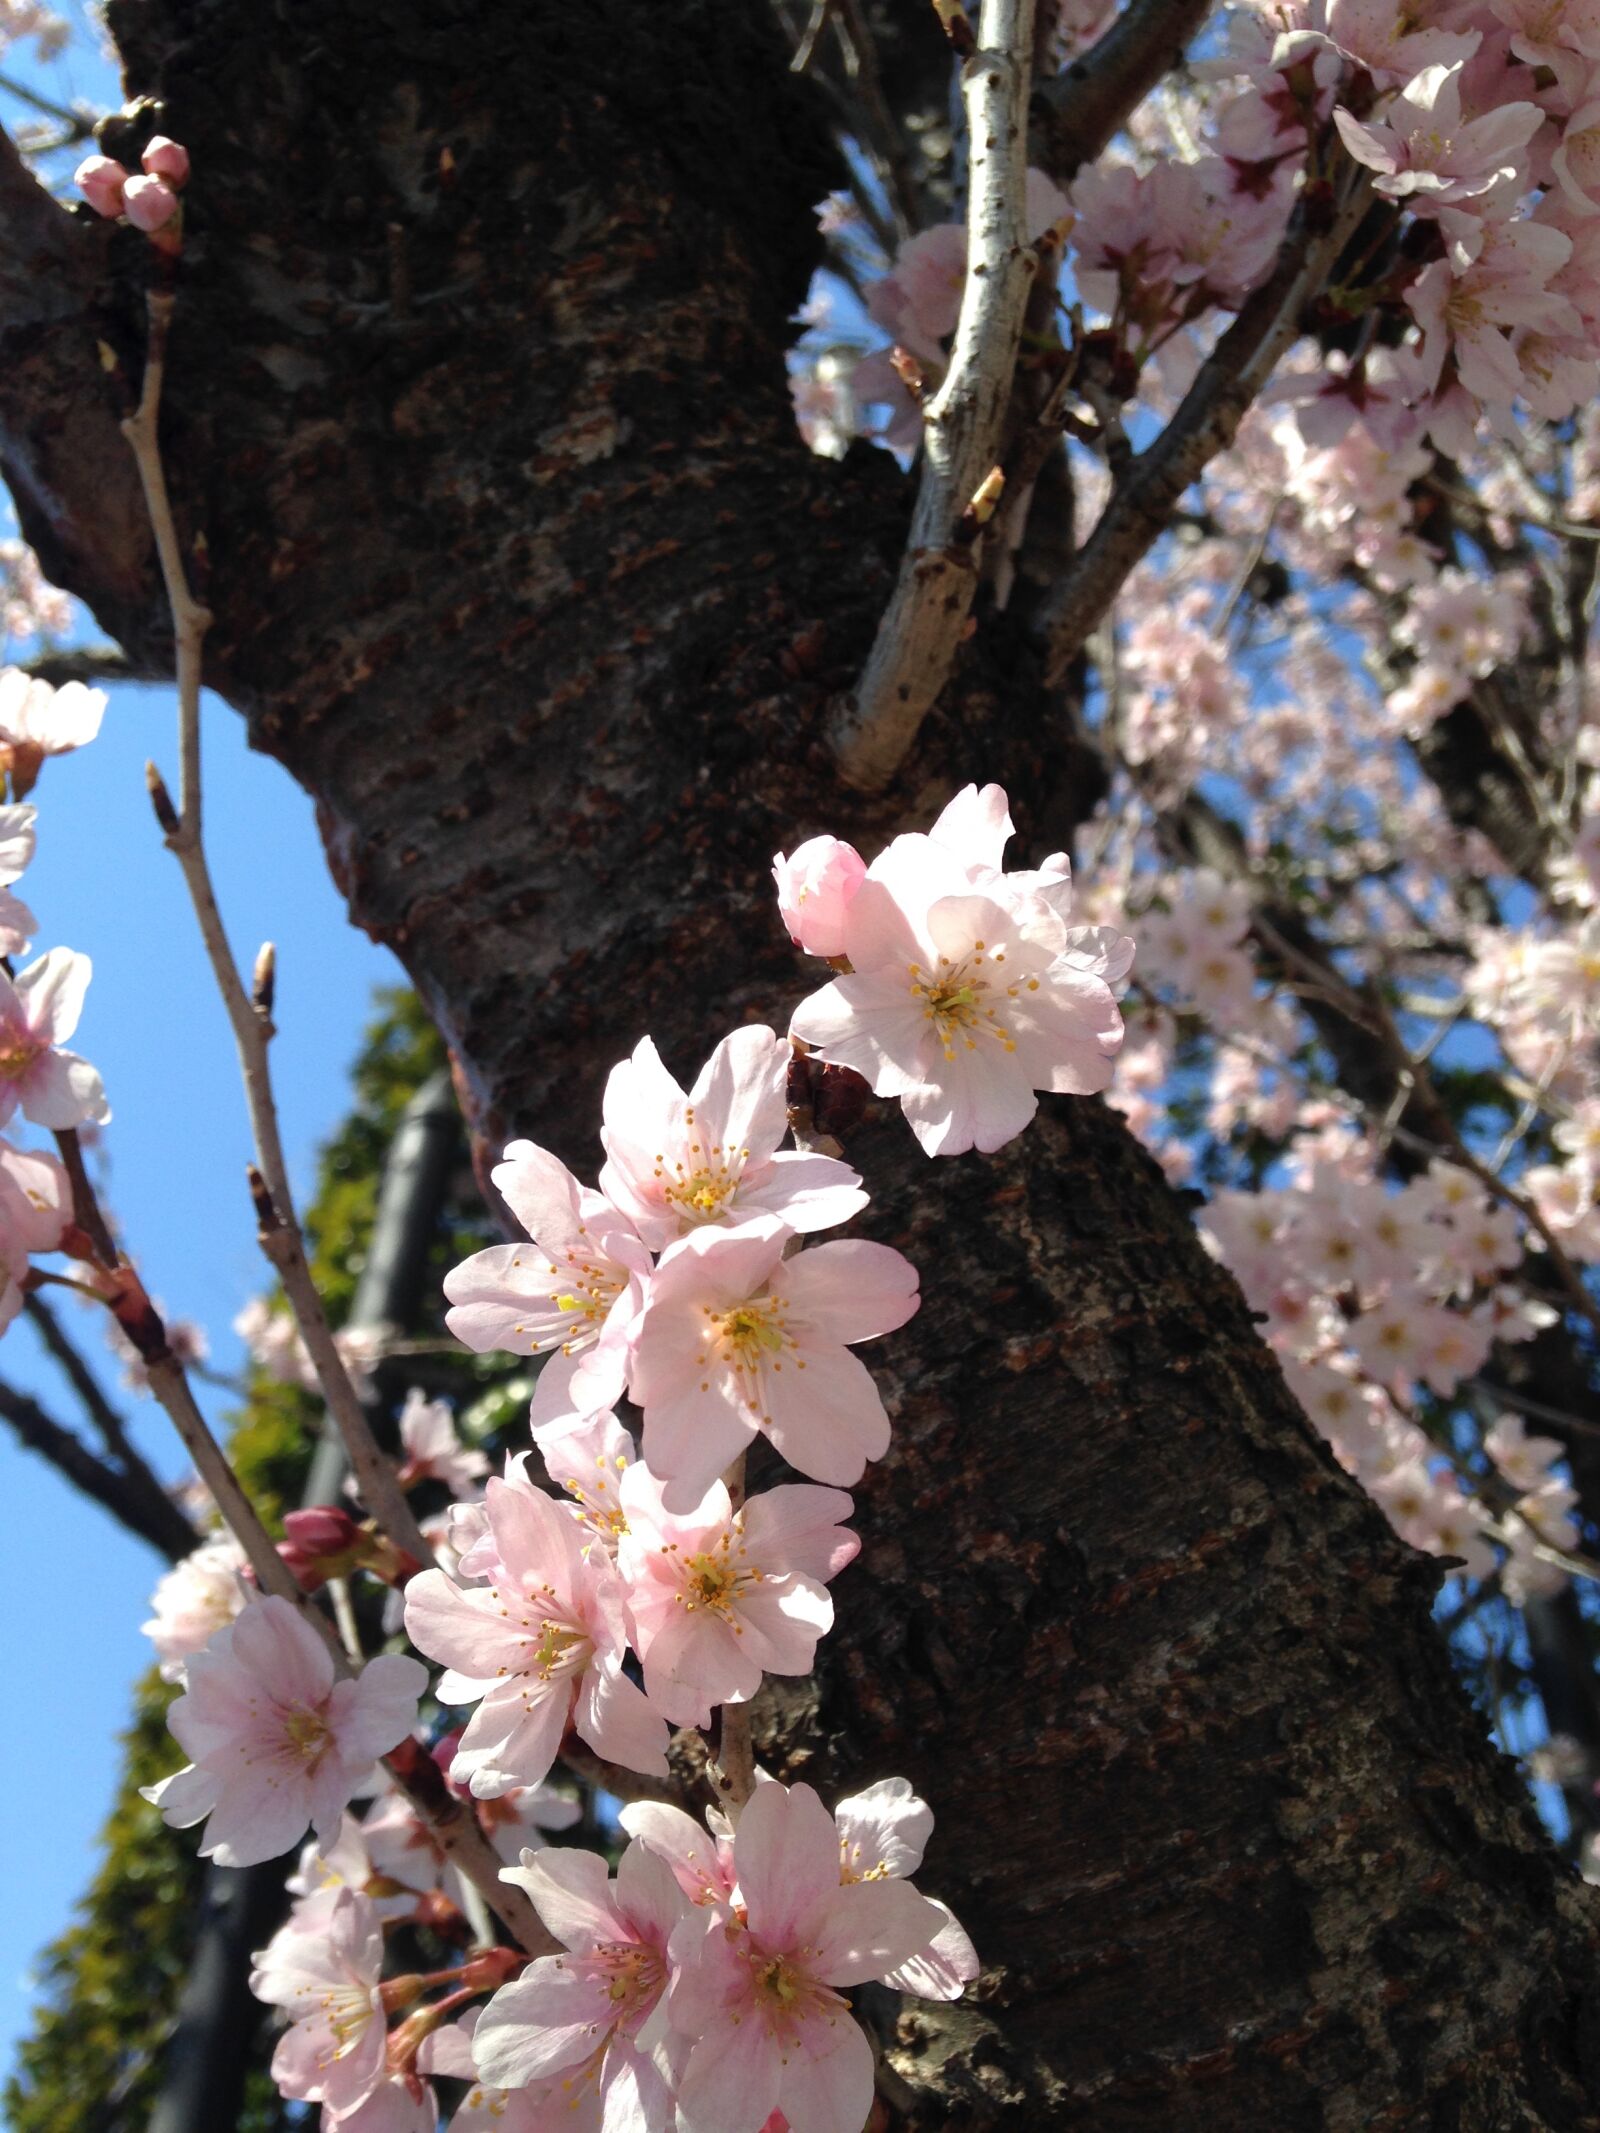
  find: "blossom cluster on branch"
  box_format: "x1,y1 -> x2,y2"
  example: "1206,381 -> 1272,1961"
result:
112,780 -> 1128,2133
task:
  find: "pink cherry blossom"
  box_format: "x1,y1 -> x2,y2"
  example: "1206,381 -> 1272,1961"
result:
1333,63 -> 1544,206
0,668 -> 105,795
616,1467 -> 858,1725
599,1024 -> 866,1251
1317,0 -> 1480,85
538,1410 -> 636,1554
142,1594 -> 426,1867
628,1214 -> 919,1505
772,835 -> 866,958
0,1132 -> 69,1328
0,947 -> 108,1129
442,1140 -> 651,1436
419,2010 -> 597,2133
617,1797 -> 738,1909
395,1387 -> 487,1497
472,1840 -> 688,2129
833,1777 -> 979,2000
790,830 -> 1124,1155
667,1780 -> 945,2133
0,801 -> 38,955
251,1888 -> 388,2117
402,1473 -> 668,1797
141,1535 -> 248,1681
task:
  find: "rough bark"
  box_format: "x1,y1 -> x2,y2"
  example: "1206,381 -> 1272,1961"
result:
4,0 -> 1600,2123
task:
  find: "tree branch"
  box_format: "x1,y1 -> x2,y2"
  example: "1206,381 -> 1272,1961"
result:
0,122 -> 155,653
1037,164 -> 1377,684
22,645 -> 135,686
831,0 -> 1038,792
1030,0 -> 1214,181
0,1369 -> 197,1559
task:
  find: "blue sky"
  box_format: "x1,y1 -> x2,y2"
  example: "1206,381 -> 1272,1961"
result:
0,5 -> 403,2081
0,680 -> 401,2086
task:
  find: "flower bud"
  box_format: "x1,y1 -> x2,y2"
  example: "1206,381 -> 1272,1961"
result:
74,155 -> 126,220
773,835 -> 866,958
141,136 -> 190,188
121,174 -> 180,233
278,1504 -> 363,1590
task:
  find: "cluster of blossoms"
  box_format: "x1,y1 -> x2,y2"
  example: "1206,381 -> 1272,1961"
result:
245,1771 -> 967,2133
797,0 -> 1600,558
134,785 -> 1125,2132
234,1292 -> 388,1398
1202,1159 -> 1567,1592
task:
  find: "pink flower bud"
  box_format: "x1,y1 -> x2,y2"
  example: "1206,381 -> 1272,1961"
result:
278,1504 -> 363,1589
141,136 -> 190,188
74,154 -> 126,220
284,1504 -> 361,1554
121,174 -> 180,233
773,834 -> 866,958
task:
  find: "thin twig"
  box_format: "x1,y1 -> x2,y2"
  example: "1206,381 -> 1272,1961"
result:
0,71 -> 94,139
791,0 -> 836,72
1037,161 -> 1377,683
116,284 -> 550,1953
122,289 -> 433,1570
831,0 -> 1038,792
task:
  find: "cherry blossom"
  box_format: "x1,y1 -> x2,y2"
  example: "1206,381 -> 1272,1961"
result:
833,1776 -> 979,2000
667,1780 -> 945,2133
402,1472 -> 669,1796
789,827 -> 1124,1155
472,1841 -> 688,2128
599,1025 -> 866,1251
141,1535 -> 248,1681
442,1140 -> 651,1436
250,1888 -> 388,2118
1333,64 -> 1543,207
0,948 -> 108,1129
0,1132 -> 69,1327
142,1594 -> 426,1867
618,1797 -> 738,1911
0,668 -> 105,795
772,835 -> 866,958
394,1388 -> 487,1497
628,1213 -> 919,1504
616,1467 -> 858,1725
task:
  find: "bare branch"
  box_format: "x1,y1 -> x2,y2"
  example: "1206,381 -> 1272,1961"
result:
1038,165 -> 1377,684
831,0 -> 1038,793
0,72 -> 95,141
1030,0 -> 1214,181
22,645 -> 134,686
0,1369 -> 196,1559
0,124 -> 154,646
22,1289 -> 195,1550
123,289 -> 434,1570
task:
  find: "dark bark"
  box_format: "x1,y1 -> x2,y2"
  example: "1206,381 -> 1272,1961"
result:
2,0 -> 1599,2122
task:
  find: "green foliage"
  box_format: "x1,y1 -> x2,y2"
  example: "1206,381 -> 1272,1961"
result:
3,987 -> 488,2133
4,1673 -> 203,2133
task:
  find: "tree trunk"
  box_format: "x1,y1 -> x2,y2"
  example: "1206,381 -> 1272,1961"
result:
5,0 -> 1600,2122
